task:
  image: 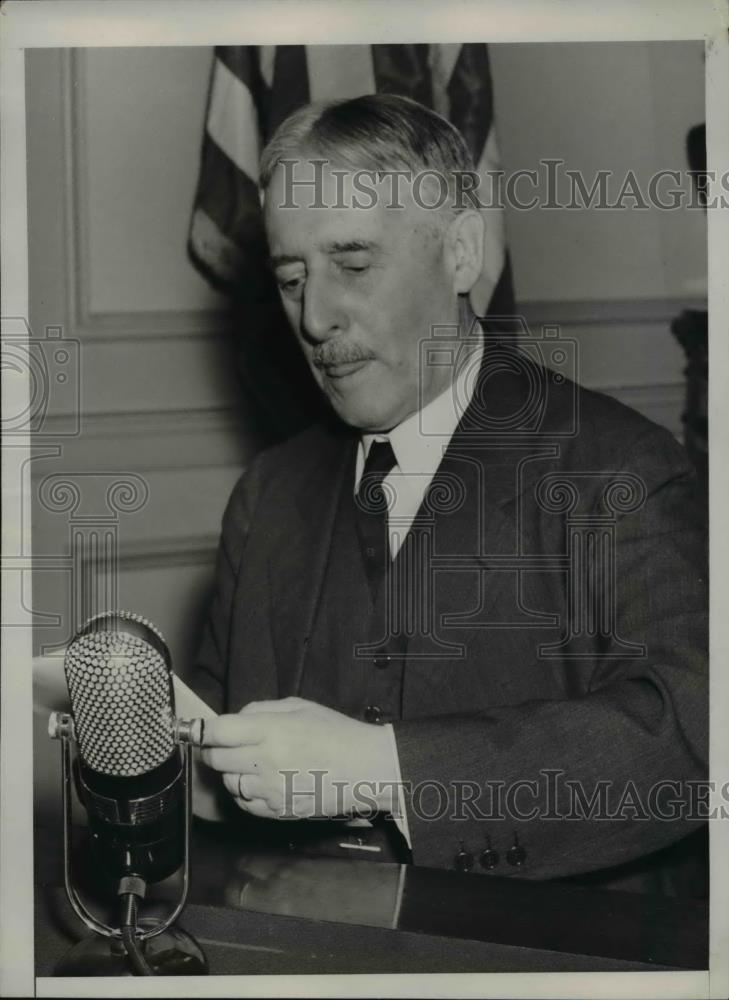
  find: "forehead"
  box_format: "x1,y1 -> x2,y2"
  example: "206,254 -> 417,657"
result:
263,160 -> 427,255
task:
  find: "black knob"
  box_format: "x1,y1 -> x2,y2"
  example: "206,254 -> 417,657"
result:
479,837 -> 499,870
507,834 -> 526,867
363,705 -> 383,724
454,842 -> 474,872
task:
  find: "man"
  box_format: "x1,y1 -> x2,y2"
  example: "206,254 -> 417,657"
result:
193,95 -> 708,892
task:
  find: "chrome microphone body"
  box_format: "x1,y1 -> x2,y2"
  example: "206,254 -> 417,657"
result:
64,611 -> 184,884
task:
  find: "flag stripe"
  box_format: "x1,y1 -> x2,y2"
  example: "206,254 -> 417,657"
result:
447,43 -> 494,164
428,44 -> 462,118
195,131 -> 263,241
259,46 -> 276,90
189,207 -> 245,286
370,44 -> 434,107
265,46 -> 310,136
190,135 -> 268,288
206,57 -> 261,181
445,43 -> 511,318
215,45 -> 259,88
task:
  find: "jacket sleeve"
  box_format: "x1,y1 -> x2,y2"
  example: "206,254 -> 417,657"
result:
393,425 -> 708,878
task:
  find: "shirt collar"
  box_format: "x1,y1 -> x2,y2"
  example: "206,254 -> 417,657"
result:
361,338 -> 484,476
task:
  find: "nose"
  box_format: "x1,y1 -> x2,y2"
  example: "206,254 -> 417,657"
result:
300,270 -> 347,343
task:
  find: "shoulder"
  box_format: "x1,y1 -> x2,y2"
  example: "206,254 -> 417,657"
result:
470,342 -> 696,517
566,380 -> 690,481
221,418 -> 351,528
249,417 -> 351,485
479,341 -> 689,472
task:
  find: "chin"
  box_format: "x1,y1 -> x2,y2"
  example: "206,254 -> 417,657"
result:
329,399 -> 395,434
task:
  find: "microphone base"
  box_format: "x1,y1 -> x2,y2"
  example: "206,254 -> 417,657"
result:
54,919 -> 208,977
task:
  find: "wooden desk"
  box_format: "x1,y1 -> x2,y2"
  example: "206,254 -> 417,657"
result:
34,821 -> 708,976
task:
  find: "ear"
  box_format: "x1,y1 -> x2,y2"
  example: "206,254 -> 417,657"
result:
444,210 -> 485,295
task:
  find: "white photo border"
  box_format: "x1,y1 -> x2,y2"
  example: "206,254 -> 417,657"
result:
1,1 -> 727,997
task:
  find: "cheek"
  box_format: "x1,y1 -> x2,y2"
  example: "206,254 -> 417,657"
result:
362,272 -> 430,346
379,273 -> 447,359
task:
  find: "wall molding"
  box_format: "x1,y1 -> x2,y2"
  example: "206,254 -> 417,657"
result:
30,406 -> 260,474
117,534 -> 218,570
67,308 -> 231,343
596,381 -> 683,404
39,405 -> 245,438
518,296 -> 706,328
62,49 -> 226,344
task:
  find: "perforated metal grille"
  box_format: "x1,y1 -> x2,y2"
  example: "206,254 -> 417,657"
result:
64,622 -> 175,776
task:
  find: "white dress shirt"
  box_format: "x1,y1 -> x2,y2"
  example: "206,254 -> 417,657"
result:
352,339 -> 484,846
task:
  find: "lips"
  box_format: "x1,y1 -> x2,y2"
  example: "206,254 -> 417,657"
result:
321,358 -> 371,379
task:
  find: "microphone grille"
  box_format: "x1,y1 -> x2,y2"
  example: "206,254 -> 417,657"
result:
64,611 -> 175,776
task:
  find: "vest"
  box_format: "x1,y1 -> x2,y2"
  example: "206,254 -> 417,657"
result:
299,442 -> 409,724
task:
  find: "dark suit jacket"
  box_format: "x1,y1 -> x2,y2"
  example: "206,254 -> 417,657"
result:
192,344 -> 708,891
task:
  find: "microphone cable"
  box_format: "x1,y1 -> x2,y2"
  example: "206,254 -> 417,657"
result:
118,877 -> 155,976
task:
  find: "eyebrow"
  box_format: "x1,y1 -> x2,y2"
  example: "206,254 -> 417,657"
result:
325,239 -> 379,254
269,253 -> 303,268
269,239 -> 379,269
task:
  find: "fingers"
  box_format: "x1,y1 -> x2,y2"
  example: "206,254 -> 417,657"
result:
221,772 -> 282,820
238,697 -> 306,715
202,746 -> 261,774
233,797 -> 282,820
203,701 -> 309,747
222,771 -> 265,801
202,714 -> 266,748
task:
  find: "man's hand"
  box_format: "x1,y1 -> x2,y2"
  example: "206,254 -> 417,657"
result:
200,697 -> 399,820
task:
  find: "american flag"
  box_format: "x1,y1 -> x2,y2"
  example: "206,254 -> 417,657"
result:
189,43 -> 513,316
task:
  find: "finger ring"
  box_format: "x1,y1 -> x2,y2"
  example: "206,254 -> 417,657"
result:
238,774 -> 252,801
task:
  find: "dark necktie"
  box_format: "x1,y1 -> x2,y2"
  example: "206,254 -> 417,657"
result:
355,440 -> 397,599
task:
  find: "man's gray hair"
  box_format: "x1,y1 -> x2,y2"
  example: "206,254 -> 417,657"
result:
259,93 -> 476,198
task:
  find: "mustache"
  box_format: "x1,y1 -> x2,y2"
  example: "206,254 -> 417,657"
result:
311,343 -> 375,368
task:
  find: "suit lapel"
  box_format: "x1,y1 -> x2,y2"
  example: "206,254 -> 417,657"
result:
269,426 -> 357,696
402,342 -> 545,659
400,431 -> 518,663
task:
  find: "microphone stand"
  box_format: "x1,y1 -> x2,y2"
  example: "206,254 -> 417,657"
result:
48,712 -> 208,976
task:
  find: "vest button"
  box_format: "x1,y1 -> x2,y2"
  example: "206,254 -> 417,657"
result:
374,656 -> 392,669
363,705 -> 383,724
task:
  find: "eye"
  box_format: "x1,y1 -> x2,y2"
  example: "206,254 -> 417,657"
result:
280,277 -> 303,291
275,269 -> 306,298
334,253 -> 371,276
